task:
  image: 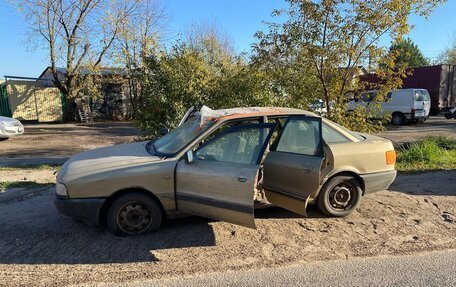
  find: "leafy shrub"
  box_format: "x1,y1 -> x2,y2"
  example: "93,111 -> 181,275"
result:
396,137 -> 456,172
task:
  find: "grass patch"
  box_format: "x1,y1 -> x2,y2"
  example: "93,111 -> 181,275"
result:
396,136 -> 456,173
0,181 -> 54,190
0,164 -> 60,171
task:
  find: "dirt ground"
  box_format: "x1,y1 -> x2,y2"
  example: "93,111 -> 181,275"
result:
0,169 -> 57,183
0,122 -> 141,158
0,117 -> 455,160
0,171 -> 454,287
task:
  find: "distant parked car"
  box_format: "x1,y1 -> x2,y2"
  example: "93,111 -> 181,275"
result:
444,107 -> 456,119
308,99 -> 328,116
346,89 -> 431,125
0,116 -> 24,140
55,106 -> 397,236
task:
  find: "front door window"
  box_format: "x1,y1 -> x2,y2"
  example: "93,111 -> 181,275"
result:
195,124 -> 274,165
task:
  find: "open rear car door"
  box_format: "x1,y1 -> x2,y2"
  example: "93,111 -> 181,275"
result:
262,116 -> 324,216
175,123 -> 276,228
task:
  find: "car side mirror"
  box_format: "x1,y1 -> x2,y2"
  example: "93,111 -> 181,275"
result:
159,128 -> 169,136
185,150 -> 195,164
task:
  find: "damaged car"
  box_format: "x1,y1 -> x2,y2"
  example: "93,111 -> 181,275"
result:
54,106 -> 397,236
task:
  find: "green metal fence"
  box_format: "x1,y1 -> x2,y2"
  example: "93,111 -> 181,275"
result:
60,93 -> 67,117
0,84 -> 12,117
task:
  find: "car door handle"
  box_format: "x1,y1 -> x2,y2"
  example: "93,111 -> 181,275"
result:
302,169 -> 311,174
237,177 -> 248,183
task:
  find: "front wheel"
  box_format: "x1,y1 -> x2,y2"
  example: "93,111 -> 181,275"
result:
107,193 -> 163,236
317,176 -> 363,217
445,112 -> 454,119
0,137 -> 9,141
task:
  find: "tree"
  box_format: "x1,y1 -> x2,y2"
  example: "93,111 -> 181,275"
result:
184,21 -> 235,66
15,0 -> 164,119
253,0 -> 444,132
136,23 -> 275,136
437,32 -> 456,64
389,38 -> 429,68
114,0 -> 166,119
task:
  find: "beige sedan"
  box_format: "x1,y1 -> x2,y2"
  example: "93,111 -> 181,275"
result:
54,107 -> 397,236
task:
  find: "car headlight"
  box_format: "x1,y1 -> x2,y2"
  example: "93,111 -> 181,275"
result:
55,181 -> 68,197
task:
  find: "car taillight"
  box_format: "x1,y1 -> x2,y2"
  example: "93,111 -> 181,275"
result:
386,150 -> 396,165
411,108 -> 416,114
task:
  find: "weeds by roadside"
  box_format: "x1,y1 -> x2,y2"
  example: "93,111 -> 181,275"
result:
0,165 -> 60,171
0,181 -> 54,191
396,136 -> 456,173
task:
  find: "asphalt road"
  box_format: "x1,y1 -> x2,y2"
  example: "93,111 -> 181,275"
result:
379,116 -> 456,144
115,250 -> 456,287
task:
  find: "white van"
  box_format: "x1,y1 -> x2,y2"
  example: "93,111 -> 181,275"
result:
346,89 -> 431,125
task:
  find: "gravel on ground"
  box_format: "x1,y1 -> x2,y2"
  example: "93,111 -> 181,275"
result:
0,169 -> 57,183
0,171 -> 454,287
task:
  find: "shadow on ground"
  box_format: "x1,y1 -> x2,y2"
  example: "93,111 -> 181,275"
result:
0,192 -> 216,264
0,191 -> 327,265
391,170 -> 456,196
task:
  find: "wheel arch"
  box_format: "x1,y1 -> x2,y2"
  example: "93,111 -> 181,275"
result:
98,187 -> 166,227
318,171 -> 365,197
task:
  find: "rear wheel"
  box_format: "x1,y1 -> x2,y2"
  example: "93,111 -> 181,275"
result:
391,112 -> 405,125
317,176 -> 363,217
107,193 -> 163,236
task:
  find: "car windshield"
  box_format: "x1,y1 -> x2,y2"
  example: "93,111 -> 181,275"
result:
152,116 -> 216,157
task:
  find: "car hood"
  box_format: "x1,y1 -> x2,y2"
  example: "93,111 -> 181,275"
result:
0,116 -> 20,124
58,141 -> 162,182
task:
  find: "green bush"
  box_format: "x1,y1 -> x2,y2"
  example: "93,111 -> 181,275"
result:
396,137 -> 456,172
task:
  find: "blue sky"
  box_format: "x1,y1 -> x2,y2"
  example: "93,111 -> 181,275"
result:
0,0 -> 455,78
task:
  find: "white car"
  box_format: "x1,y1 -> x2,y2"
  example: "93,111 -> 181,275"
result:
308,99 -> 328,116
0,116 -> 24,140
346,89 -> 431,125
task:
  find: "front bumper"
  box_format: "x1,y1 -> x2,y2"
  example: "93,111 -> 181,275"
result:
360,170 -> 397,194
0,126 -> 24,138
54,193 -> 106,226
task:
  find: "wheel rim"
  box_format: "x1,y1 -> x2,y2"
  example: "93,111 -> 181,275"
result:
328,182 -> 357,211
116,201 -> 152,234
392,114 -> 402,125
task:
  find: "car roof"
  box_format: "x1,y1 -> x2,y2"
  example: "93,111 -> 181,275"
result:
214,107 -> 318,121
203,106 -> 362,143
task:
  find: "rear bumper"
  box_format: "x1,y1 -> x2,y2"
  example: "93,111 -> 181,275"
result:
360,170 -> 397,195
54,193 -> 106,226
406,112 -> 427,120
